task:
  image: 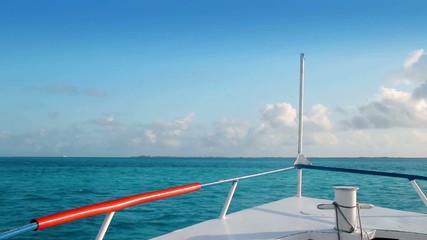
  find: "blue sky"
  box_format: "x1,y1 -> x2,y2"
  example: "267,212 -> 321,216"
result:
1,0 -> 427,157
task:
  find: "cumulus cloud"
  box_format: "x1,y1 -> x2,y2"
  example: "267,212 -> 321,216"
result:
7,49 -> 425,157
305,104 -> 332,131
259,103 -> 297,129
248,103 -> 298,149
386,48 -> 427,86
0,113 -> 197,156
342,49 -> 427,130
198,106 -> 295,156
216,118 -> 250,144
220,118 -> 249,141
198,102 -> 335,156
144,113 -> 195,147
413,81 -> 427,99
342,87 -> 427,129
403,49 -> 424,70
144,130 -> 157,144
312,132 -> 338,145
201,118 -> 250,148
0,129 -> 65,156
411,130 -> 427,143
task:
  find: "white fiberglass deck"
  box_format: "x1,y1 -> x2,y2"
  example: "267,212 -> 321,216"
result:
154,196 -> 427,240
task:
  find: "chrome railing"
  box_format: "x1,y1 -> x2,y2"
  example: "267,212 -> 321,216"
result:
295,164 -> 427,207
202,166 -> 296,219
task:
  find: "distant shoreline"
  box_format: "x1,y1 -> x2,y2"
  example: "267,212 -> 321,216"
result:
0,156 -> 426,160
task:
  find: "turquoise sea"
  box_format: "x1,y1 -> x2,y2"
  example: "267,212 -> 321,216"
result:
1,157 -> 426,239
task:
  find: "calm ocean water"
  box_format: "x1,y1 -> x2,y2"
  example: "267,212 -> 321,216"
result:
0,157 -> 426,239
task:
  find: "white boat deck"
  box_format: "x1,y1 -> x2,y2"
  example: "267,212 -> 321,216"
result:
154,196 -> 427,240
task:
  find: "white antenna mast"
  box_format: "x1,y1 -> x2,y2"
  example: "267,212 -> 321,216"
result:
298,53 -> 305,155
294,53 -> 311,198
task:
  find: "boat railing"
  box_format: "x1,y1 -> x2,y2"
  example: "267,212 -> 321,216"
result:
202,166 -> 296,219
0,166 -> 296,240
295,164 -> 427,207
1,164 -> 426,240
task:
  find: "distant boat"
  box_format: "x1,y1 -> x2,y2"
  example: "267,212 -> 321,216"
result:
1,54 -> 426,240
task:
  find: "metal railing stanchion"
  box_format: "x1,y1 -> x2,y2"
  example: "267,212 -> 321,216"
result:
410,180 -> 427,207
96,212 -> 115,240
219,180 -> 239,219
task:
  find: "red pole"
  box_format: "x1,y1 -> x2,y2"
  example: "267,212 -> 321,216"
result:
33,182 -> 201,230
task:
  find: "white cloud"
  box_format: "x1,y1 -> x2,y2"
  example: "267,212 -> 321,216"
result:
386,48 -> 427,86
343,49 -> 427,130
5,49 -> 426,158
144,130 -> 157,143
305,104 -> 332,131
196,103 -> 298,156
345,130 -> 371,146
325,49 -> 427,157
259,103 -> 297,129
223,124 -> 247,140
217,118 -> 249,143
413,81 -> 427,99
200,118 -> 250,150
312,132 -> 337,145
403,49 -> 424,70
328,128 -> 427,157
198,102 -> 336,156
411,130 -> 427,143
342,85 -> 427,130
252,103 -> 299,148
144,113 -> 195,147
